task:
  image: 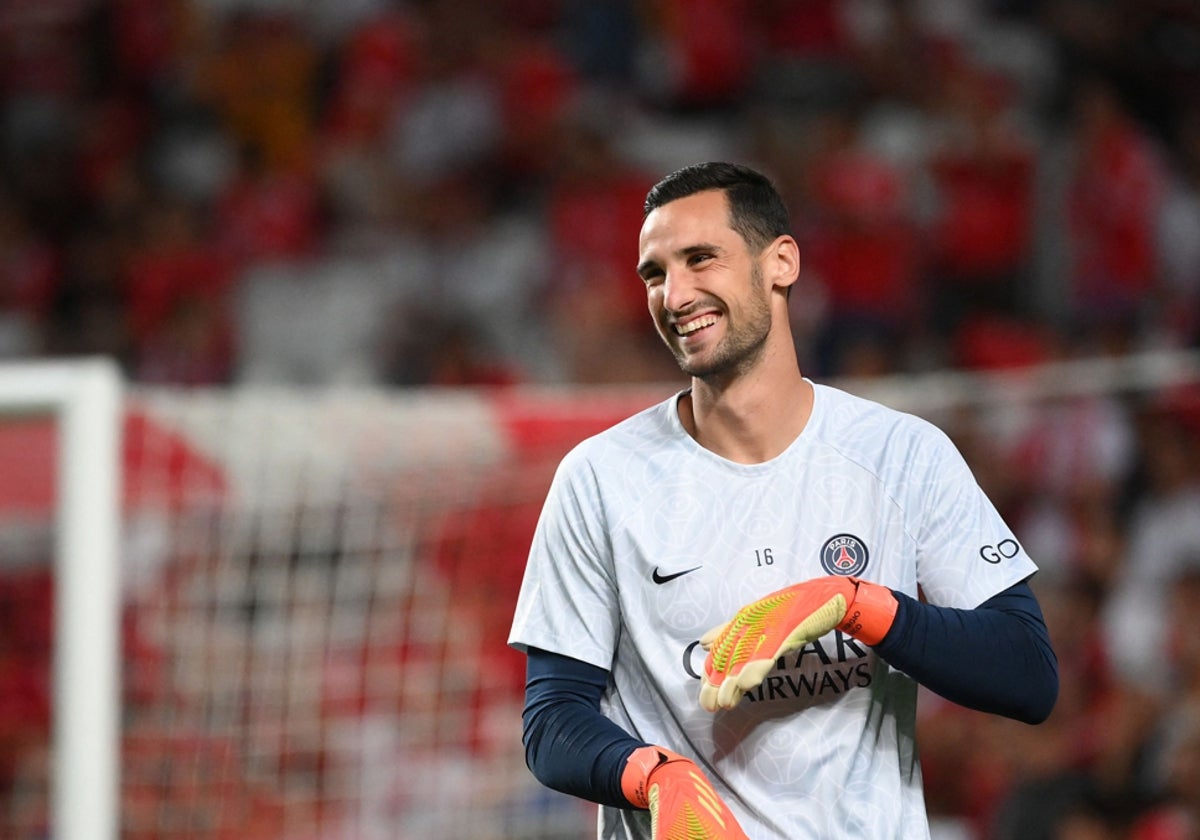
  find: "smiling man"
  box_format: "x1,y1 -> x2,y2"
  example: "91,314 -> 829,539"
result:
638,188 -> 776,382
509,162 -> 1058,839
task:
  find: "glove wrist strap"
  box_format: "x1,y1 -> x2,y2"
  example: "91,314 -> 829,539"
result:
622,745 -> 687,809
838,577 -> 899,645
621,746 -> 666,809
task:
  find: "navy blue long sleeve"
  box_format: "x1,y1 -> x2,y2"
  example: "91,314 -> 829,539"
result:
873,578 -> 1059,724
522,649 -> 643,806
521,579 -> 1058,804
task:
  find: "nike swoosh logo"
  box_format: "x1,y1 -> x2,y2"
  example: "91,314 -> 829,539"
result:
652,566 -> 701,585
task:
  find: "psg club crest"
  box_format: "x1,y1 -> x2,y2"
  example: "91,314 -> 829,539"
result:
820,534 -> 869,576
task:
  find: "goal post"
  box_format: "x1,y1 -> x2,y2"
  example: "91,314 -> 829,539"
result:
0,358 -> 122,840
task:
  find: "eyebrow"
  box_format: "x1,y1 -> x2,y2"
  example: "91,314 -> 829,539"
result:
636,242 -> 723,279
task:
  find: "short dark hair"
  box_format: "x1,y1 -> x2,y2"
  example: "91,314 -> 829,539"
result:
643,162 -> 792,253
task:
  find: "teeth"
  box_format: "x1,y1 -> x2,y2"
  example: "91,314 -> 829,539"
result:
676,315 -> 718,336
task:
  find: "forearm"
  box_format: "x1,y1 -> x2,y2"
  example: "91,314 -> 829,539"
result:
522,648 -> 645,807
873,580 -> 1059,723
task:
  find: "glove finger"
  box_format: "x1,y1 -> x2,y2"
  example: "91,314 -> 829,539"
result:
699,620 -> 729,650
707,656 -> 775,710
699,626 -> 749,711
792,593 -> 848,642
698,676 -> 721,713
734,657 -> 777,694
698,647 -> 724,712
703,652 -> 780,710
716,667 -> 749,710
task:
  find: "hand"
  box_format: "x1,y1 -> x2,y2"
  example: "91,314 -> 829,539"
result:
622,746 -> 750,839
699,576 -> 898,712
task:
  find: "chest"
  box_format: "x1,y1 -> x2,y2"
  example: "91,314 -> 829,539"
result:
605,462 -> 912,639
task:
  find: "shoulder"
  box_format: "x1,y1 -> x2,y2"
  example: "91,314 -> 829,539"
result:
556,391 -> 684,475
811,382 -> 956,461
806,383 -> 973,501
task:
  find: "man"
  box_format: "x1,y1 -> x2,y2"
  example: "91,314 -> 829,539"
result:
508,162 -> 1058,839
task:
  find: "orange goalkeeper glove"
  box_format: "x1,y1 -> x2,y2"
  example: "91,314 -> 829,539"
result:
699,576 -> 898,712
621,746 -> 750,840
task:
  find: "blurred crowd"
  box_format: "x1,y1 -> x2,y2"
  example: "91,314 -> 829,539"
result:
3,1 -> 1200,839
913,372 -> 1200,840
1,0 -> 1198,388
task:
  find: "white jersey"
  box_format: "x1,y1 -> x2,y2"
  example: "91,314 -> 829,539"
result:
509,382 -> 1038,840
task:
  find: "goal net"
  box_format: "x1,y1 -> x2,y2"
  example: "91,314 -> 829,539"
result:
2,350 -> 1199,839
0,368 -> 668,840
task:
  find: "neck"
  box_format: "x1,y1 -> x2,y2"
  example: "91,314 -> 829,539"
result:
679,353 -> 813,464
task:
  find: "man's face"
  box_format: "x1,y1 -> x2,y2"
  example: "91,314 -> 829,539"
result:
637,190 -> 772,380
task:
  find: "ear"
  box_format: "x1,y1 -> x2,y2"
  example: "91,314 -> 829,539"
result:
763,235 -> 800,293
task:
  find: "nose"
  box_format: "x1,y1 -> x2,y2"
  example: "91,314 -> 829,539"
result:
661,267 -> 697,313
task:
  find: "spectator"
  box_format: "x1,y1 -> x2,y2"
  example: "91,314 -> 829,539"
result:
1126,558 -> 1200,839
195,10 -> 321,177
635,0 -> 757,112
0,191 -> 59,358
386,0 -> 503,186
540,101 -> 671,383
212,144 -> 323,269
1063,76 -> 1167,335
43,225 -> 136,368
798,106 -> 923,376
124,197 -> 236,385
1156,104 -> 1200,348
1104,389 -> 1200,689
923,53 -> 1039,335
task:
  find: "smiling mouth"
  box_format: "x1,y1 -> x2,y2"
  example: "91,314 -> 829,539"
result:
674,314 -> 719,337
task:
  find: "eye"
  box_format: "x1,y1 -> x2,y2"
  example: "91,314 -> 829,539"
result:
640,268 -> 664,288
688,252 -> 714,267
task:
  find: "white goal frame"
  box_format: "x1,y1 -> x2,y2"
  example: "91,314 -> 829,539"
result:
0,358 -> 122,840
